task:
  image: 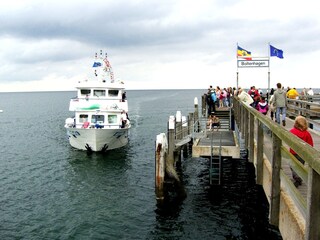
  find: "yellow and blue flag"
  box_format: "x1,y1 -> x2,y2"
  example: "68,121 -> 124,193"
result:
237,46 -> 252,60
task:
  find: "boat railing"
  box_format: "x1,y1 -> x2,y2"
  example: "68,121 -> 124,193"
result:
72,96 -> 125,102
74,123 -> 122,129
69,99 -> 128,112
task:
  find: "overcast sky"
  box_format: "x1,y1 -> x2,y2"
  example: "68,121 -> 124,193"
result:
0,0 -> 319,92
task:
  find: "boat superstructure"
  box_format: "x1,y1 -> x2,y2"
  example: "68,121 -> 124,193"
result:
65,51 -> 130,152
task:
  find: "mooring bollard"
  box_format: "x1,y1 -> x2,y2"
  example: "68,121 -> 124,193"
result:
155,133 -> 168,200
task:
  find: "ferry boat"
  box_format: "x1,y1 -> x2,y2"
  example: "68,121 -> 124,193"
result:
65,51 -> 130,152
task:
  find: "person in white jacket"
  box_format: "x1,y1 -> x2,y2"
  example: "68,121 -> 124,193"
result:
237,88 -> 254,105
307,88 -> 314,96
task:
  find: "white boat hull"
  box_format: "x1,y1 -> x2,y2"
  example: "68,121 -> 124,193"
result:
66,127 -> 129,151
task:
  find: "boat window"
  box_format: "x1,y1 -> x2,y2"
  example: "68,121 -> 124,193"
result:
91,115 -> 105,124
80,89 -> 91,96
79,114 -> 88,123
108,115 -> 118,124
108,90 -> 119,97
93,90 -> 106,97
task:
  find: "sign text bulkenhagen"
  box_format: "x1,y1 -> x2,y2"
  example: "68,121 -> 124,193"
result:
237,60 -> 269,68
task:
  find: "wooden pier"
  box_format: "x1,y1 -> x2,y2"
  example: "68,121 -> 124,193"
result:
155,95 -> 320,240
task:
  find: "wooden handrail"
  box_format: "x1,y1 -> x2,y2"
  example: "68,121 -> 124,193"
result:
233,97 -> 320,239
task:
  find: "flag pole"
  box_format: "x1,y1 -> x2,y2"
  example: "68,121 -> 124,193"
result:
236,43 -> 239,90
268,42 -> 271,101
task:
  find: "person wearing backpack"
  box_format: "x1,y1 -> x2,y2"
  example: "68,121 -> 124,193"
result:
206,89 -> 214,115
210,90 -> 217,113
273,82 -> 287,126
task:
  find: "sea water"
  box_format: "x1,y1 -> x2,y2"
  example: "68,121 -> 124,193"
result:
0,90 -> 281,239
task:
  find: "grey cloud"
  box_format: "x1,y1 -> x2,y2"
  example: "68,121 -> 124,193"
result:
0,2 -> 173,45
1,0 -> 320,85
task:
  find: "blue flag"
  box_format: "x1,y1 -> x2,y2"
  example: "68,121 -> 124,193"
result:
270,45 -> 284,59
92,62 -> 102,67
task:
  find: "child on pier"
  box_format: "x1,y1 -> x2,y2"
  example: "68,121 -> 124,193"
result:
212,115 -> 220,130
207,115 -> 220,131
289,116 -> 314,187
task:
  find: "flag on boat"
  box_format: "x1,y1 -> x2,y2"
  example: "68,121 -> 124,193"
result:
270,45 -> 284,59
92,62 -> 102,67
104,58 -> 111,68
237,46 -> 252,60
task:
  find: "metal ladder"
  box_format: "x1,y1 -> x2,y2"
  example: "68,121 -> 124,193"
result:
209,132 -> 222,185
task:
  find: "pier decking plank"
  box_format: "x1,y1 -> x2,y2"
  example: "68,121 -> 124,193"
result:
199,131 -> 236,146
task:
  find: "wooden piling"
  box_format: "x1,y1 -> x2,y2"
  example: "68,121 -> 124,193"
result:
269,134 -> 281,226
249,112 -> 254,163
201,94 -> 206,117
240,105 -> 245,135
188,113 -> 193,135
176,111 -> 182,140
256,121 -> 264,185
306,167 -> 320,239
168,116 -> 175,163
167,116 -> 180,182
194,97 -> 199,132
155,133 -> 167,200
182,115 -> 187,138
244,109 -> 249,149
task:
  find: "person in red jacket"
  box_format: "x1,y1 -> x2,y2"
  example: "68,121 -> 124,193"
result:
248,86 -> 260,107
289,116 -> 314,187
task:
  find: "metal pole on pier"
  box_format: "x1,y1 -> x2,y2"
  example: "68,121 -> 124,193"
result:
268,42 -> 271,101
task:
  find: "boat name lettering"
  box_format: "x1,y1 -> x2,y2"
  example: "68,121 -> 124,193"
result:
69,130 -> 80,138
113,132 -> 124,138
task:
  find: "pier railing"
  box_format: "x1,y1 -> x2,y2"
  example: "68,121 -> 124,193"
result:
286,98 -> 320,129
233,97 -> 320,240
298,95 -> 320,102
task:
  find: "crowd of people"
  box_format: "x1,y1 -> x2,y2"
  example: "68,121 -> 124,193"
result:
205,86 -> 236,115
233,84 -> 315,126
205,83 -> 316,187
